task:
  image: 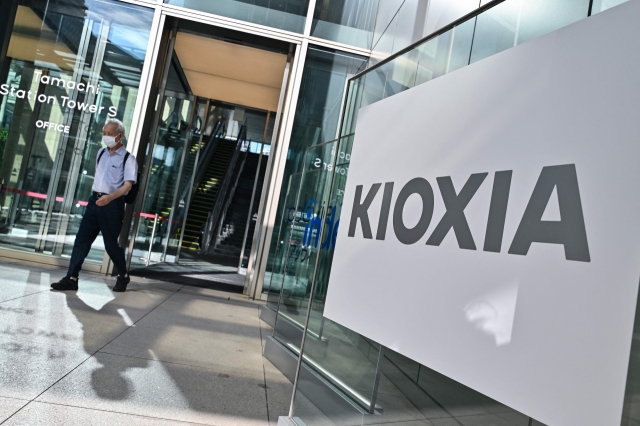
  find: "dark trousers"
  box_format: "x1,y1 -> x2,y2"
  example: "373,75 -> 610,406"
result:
68,195 -> 128,278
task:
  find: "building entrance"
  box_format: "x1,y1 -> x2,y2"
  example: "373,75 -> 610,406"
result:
0,0 -> 155,272
125,21 -> 291,289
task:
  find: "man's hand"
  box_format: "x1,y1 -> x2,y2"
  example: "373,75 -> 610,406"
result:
95,181 -> 133,207
96,194 -> 113,206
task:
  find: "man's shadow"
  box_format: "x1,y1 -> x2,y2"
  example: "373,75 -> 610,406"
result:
51,278 -> 273,423
57,284 -> 150,401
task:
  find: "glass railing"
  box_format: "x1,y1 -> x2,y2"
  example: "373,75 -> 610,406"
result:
280,0 -> 633,425
310,0 -> 380,48
164,0 -> 310,33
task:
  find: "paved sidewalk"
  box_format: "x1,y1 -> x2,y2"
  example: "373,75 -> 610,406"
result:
0,257 -> 292,425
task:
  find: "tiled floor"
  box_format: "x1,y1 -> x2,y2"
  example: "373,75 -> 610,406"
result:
0,257 -> 292,425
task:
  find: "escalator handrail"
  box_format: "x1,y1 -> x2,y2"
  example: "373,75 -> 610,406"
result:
210,137 -> 251,251
202,126 -> 247,253
192,120 -> 225,191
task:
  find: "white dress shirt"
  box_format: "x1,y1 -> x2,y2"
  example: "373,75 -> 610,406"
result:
92,146 -> 137,194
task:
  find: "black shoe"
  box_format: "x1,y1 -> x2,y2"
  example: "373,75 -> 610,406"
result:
113,275 -> 130,293
51,276 -> 78,291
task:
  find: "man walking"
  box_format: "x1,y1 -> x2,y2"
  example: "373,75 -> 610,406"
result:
52,118 -> 137,292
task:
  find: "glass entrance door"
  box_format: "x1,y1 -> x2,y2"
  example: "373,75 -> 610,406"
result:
129,93 -> 194,266
129,89 -> 277,270
0,0 -> 154,268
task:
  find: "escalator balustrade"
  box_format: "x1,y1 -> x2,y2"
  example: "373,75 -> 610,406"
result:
180,128 -> 239,250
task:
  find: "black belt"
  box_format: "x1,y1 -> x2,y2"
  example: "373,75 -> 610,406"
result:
93,192 -> 109,199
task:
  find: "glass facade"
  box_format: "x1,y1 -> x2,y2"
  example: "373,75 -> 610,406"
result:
271,140 -> 336,356
311,0 -> 380,48
1,0 -> 635,424
0,0 -> 426,273
0,0 -> 153,265
592,0 -> 629,12
271,0 -> 637,425
131,93 -> 276,265
131,93 -> 194,264
164,0 -> 311,33
262,46 -> 366,307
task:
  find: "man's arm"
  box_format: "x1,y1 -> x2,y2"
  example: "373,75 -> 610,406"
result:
96,181 -> 133,206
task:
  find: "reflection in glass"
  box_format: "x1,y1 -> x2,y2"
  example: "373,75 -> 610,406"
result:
0,0 -> 153,264
592,0 -> 629,13
283,0 -> 622,424
272,142 -> 337,355
470,0 -> 589,64
164,0 -> 310,33
262,47 -> 366,297
130,95 -> 275,266
311,0 -> 380,49
131,94 -> 194,265
265,172 -> 303,310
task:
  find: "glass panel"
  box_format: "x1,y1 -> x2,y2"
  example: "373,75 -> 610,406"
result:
383,49 -> 419,98
0,0 -> 153,263
515,0 -> 590,44
273,141 -> 335,353
164,0 -> 310,33
162,99 -> 208,260
291,135 -> 384,418
592,0 -> 630,13
262,47 -> 366,297
469,1 -> 520,64
414,29 -> 454,86
179,102 -> 234,253
265,172 -> 303,310
292,133 -> 545,425
311,0 -> 380,49
340,79 -> 362,137
471,0 -> 590,64
623,290 -> 640,426
131,95 -> 193,265
360,62 -> 387,108
377,349 -> 540,425
289,0 -> 603,424
448,16 -> 477,72
342,18 -> 479,125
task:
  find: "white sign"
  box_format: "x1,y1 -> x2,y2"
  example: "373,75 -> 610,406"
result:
324,2 -> 640,425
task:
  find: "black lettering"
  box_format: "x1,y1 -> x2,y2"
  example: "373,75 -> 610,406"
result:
427,173 -> 488,250
393,178 -> 434,245
348,184 -> 382,239
508,164 -> 590,262
483,171 -> 513,253
376,182 -> 395,240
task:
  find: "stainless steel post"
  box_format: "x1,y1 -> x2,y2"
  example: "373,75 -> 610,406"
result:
162,97 -> 197,262
238,112 -> 270,272
369,346 -> 385,414
126,21 -> 177,268
146,213 -> 159,266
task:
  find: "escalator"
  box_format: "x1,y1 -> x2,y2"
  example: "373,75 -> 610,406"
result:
208,151 -> 267,264
130,101 -> 272,289
180,137 -> 237,250
127,22 -> 288,278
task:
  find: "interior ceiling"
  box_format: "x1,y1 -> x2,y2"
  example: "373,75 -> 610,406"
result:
174,32 -> 288,112
8,6 -> 75,71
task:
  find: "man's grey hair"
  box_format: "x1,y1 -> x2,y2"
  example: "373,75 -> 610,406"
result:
104,118 -> 126,135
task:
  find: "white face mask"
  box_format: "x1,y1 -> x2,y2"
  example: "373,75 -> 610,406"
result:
102,135 -> 119,148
